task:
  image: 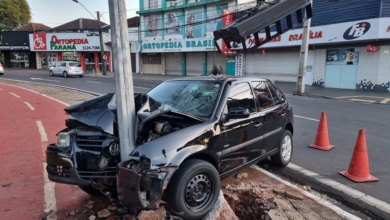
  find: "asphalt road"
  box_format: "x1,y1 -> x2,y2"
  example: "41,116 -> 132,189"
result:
2,69 -> 390,218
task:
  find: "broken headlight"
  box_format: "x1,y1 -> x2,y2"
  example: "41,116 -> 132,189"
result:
55,132 -> 70,147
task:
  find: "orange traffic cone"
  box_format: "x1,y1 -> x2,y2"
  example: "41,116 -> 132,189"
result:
339,129 -> 378,182
309,112 -> 335,151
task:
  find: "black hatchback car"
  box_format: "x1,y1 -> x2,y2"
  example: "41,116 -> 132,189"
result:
46,76 -> 293,219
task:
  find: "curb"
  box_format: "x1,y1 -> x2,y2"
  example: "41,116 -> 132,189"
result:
269,163 -> 390,220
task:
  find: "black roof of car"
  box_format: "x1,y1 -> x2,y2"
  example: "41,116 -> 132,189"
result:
165,76 -> 268,83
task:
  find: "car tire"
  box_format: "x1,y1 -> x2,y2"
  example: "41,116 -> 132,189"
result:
271,130 -> 293,167
78,185 -> 102,196
79,75 -> 83,78
63,71 -> 68,78
166,159 -> 220,220
49,70 -> 54,76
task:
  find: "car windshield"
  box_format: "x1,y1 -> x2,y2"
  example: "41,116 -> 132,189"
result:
147,80 -> 222,118
69,63 -> 81,67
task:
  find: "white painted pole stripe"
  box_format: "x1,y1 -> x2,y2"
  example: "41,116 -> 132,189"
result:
251,165 -> 361,220
9,92 -> 20,98
36,121 -> 57,219
24,102 -> 35,111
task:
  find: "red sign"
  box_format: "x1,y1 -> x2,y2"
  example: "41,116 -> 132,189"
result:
33,33 -> 47,50
103,55 -> 108,60
222,10 -> 233,55
366,45 -> 378,53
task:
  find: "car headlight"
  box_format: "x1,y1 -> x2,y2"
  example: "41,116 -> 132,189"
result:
55,132 -> 70,147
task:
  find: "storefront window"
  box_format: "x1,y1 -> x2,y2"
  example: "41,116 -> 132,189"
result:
10,52 -> 29,68
63,52 -> 80,62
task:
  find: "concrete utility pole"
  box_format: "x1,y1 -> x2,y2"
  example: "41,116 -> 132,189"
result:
296,0 -> 312,94
97,11 -> 107,75
108,0 -> 136,161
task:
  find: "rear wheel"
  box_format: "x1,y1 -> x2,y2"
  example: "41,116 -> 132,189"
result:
167,159 -> 220,220
78,185 -> 102,196
271,130 -> 293,167
49,70 -> 54,76
63,71 -> 68,78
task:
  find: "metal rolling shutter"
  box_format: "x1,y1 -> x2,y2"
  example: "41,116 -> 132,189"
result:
245,50 -> 300,81
186,52 -> 203,76
165,53 -> 182,75
207,52 -> 226,75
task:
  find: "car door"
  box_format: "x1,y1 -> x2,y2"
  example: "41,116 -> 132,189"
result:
219,82 -> 263,176
252,81 -> 286,154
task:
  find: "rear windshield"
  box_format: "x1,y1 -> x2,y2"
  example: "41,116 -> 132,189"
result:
69,63 -> 82,67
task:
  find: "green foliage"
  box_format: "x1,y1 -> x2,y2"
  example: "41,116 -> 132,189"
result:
0,0 -> 31,30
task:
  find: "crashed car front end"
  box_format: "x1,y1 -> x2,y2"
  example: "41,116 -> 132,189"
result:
46,93 -> 145,191
117,157 -> 177,209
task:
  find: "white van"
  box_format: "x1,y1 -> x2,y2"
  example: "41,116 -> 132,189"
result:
49,61 -> 84,78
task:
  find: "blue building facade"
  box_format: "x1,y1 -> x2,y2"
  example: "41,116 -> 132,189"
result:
137,0 -> 390,92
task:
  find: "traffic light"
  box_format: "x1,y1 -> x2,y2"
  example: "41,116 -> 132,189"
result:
213,0 -> 312,53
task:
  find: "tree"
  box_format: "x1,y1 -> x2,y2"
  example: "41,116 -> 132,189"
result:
0,0 -> 31,30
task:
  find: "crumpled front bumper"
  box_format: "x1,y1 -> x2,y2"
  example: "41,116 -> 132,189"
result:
117,160 -> 176,209
46,144 -> 92,186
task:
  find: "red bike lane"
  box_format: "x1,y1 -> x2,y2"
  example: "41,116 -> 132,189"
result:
0,83 -> 92,219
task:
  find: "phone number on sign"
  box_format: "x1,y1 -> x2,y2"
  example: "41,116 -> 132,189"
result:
82,46 -> 100,50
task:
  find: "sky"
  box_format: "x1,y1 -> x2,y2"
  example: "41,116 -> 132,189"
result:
27,0 -> 139,28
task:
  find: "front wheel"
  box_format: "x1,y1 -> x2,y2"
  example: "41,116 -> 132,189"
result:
271,130 -> 293,167
167,159 -> 220,220
49,70 -> 54,76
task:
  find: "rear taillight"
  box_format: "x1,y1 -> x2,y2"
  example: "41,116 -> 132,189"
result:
68,66 -> 71,71
0,63 -> 3,67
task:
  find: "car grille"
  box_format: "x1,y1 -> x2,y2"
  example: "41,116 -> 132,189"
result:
76,130 -> 109,151
77,168 -> 117,181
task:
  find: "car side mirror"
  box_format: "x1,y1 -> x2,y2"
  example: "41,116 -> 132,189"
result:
227,107 -> 250,119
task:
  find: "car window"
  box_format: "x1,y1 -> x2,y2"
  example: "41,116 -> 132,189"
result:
251,81 -> 275,110
226,82 -> 256,114
267,83 -> 282,105
147,80 -> 222,118
69,63 -> 81,67
61,62 -> 66,67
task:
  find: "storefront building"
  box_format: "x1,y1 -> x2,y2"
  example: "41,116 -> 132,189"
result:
136,0 -> 390,92
29,32 -> 112,73
0,31 -> 36,69
137,0 -> 236,76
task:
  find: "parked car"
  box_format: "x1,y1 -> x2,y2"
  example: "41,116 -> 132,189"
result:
49,61 -> 84,78
46,76 -> 293,219
0,62 -> 4,75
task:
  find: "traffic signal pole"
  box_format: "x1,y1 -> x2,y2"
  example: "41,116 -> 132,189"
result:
108,0 -> 136,161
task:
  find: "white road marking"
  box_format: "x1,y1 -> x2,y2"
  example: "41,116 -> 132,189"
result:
252,165 -> 362,220
9,92 -> 20,98
24,102 -> 35,110
135,86 -> 151,90
294,115 -> 320,122
86,81 -> 102,84
41,94 -> 69,107
36,121 -> 57,219
380,98 -> 390,104
30,78 -> 61,83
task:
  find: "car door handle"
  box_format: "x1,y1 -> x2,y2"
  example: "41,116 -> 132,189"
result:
255,122 -> 263,128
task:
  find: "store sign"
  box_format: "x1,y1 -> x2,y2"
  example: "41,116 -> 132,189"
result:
141,38 -> 215,52
343,22 -> 371,40
50,35 -> 89,50
29,33 -> 101,52
33,33 -> 47,50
